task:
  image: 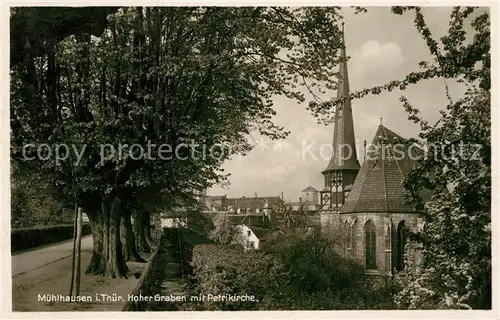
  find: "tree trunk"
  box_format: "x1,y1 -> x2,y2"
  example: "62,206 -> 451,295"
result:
85,206 -> 105,275
135,212 -> 151,253
143,212 -> 157,250
85,197 -> 130,278
75,207 -> 83,295
104,197 -> 130,278
69,203 -> 78,295
121,210 -> 145,262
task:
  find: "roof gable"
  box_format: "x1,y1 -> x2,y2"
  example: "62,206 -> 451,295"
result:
248,226 -> 271,240
302,186 -> 318,192
340,124 -> 426,213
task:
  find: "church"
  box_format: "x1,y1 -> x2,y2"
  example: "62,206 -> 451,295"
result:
318,24 -> 426,277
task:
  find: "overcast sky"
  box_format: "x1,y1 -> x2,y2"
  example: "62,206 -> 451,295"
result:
209,6 -> 481,201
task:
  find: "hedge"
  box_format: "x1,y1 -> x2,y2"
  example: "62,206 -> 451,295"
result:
11,223 -> 91,253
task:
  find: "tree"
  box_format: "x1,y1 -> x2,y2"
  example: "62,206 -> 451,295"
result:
209,214 -> 240,245
10,7 -> 347,278
309,7 -> 490,309
10,165 -> 71,228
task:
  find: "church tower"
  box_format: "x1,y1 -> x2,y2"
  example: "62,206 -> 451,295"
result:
320,23 -> 361,212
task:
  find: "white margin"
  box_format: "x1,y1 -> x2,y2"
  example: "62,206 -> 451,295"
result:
1,1 -> 498,320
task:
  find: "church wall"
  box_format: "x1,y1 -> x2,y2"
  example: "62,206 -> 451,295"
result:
319,212 -> 340,231
339,212 -> 425,275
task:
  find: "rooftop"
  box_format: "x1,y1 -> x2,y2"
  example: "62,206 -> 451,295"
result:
340,124 -> 430,214
302,186 -> 318,192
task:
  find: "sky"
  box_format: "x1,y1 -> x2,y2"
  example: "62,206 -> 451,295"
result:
209,6 -> 481,202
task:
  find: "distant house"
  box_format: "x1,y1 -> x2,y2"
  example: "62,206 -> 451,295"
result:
160,217 -> 187,228
287,201 -> 319,213
209,195 -> 227,210
226,214 -> 274,250
286,188 -> 321,214
225,196 -> 284,214
301,186 -> 319,205
202,193 -> 285,214
202,195 -> 227,211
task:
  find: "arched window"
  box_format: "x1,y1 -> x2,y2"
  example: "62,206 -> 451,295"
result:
347,223 -> 353,249
384,223 -> 391,273
343,221 -> 348,256
384,223 -> 391,249
364,220 -> 377,269
350,219 -> 357,252
396,221 -> 408,271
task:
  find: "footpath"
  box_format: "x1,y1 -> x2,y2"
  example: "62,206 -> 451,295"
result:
11,236 -> 149,312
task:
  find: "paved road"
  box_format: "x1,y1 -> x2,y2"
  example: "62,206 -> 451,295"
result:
11,235 -> 148,311
12,236 -> 93,277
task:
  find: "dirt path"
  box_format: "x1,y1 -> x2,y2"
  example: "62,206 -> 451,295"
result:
12,236 -> 93,276
12,237 -> 149,311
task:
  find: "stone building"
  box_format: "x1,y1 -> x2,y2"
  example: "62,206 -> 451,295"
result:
319,24 -> 427,277
301,186 -> 319,205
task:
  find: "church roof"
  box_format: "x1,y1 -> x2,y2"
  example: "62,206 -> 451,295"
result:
340,124 -> 426,214
323,23 -> 360,173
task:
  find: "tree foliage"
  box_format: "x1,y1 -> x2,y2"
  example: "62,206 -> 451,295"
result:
208,214 -> 240,245
11,167 -> 73,229
10,7 -> 347,278
308,6 -> 490,124
308,6 -> 491,309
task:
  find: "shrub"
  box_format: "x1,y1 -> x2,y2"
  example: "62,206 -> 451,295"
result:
189,244 -> 284,310
11,224 -> 91,252
188,222 -> 397,310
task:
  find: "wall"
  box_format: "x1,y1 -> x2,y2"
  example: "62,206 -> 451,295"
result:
319,211 -> 424,276
301,190 -> 319,205
340,212 -> 424,275
235,224 -> 260,250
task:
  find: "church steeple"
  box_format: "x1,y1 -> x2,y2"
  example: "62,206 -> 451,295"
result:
320,22 -> 361,212
336,22 -> 351,103
323,22 -> 360,172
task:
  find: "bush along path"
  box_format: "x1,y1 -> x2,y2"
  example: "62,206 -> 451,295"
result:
11,224 -> 92,253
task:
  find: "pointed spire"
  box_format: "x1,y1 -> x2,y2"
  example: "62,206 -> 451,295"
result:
337,21 -> 350,99
323,22 -> 360,172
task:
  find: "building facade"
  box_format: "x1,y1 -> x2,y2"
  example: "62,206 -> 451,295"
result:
226,214 -> 274,250
301,186 -> 319,205
319,24 -> 426,276
225,196 -> 284,214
